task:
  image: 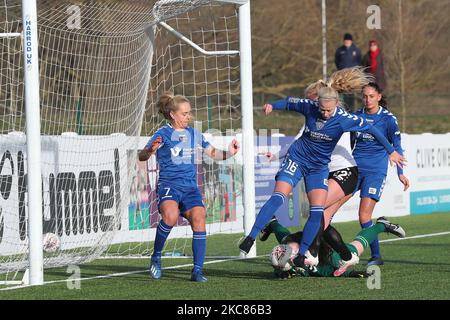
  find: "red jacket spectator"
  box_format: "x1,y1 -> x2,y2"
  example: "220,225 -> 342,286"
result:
362,40 -> 387,92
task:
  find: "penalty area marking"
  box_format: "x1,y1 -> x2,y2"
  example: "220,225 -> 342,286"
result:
1,230 -> 450,291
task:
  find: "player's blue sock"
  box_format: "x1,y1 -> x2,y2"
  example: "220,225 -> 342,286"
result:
152,220 -> 173,258
361,220 -> 381,258
299,206 -> 324,255
192,231 -> 207,273
248,192 -> 286,240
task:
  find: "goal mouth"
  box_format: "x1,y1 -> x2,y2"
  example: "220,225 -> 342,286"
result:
1,0 -> 251,284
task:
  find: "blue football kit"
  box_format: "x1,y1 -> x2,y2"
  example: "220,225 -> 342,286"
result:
146,123 -> 211,280
145,124 -> 210,214
271,97 -> 395,191
246,97 -> 396,257
351,106 -> 404,261
352,106 -> 404,201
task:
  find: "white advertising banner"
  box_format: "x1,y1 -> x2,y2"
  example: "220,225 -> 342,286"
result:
310,133 -> 450,223
0,133 -> 130,255
0,132 -> 245,257
406,133 -> 450,215
1,132 -> 449,257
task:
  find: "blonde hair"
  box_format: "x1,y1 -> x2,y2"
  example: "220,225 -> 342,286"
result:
318,86 -> 339,101
306,67 -> 375,102
304,80 -> 326,99
157,92 -> 190,120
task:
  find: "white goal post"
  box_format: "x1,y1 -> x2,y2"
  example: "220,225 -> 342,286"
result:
0,0 -> 256,286
23,0 -> 43,287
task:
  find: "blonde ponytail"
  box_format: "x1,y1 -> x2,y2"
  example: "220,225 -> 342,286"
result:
317,66 -> 374,102
327,66 -> 374,93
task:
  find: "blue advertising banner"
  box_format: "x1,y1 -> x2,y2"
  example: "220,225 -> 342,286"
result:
254,136 -> 304,227
410,189 -> 450,215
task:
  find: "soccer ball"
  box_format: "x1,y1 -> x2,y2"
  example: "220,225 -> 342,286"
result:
270,244 -> 297,271
43,233 -> 60,253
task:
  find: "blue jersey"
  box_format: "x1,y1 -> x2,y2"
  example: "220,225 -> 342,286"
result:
144,124 -> 211,188
271,97 -> 394,171
352,106 -> 403,176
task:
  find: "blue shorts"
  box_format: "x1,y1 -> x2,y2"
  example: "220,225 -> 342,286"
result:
275,155 -> 329,193
157,182 -> 204,215
353,172 -> 386,202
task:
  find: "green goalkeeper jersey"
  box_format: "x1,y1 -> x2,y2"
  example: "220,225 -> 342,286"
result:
299,244 -> 358,277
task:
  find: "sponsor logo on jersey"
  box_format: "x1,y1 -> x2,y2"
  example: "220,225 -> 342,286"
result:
170,147 -> 182,157
316,119 -> 326,130
356,132 -> 375,141
308,130 -> 333,141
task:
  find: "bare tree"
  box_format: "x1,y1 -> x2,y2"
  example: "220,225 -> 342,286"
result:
250,0 -> 450,132
375,0 -> 450,131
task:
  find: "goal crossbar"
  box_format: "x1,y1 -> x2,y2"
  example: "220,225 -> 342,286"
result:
158,21 -> 240,56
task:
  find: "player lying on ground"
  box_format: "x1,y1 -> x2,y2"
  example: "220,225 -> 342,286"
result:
268,217 -> 405,278
260,75 -> 409,268
259,72 -> 361,269
239,67 -> 405,268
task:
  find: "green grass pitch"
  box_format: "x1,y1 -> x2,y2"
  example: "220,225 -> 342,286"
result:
1,212 -> 449,300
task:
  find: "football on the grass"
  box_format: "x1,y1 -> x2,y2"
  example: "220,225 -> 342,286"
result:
270,244 -> 296,271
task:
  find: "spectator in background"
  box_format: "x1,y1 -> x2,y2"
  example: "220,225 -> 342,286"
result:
335,33 -> 362,111
335,33 -> 362,70
362,39 -> 387,92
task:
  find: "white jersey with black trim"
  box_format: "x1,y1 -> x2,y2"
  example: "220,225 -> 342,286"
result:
295,126 -> 356,172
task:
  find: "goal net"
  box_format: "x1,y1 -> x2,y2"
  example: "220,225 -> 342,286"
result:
106,1 -> 244,259
0,0 -> 246,283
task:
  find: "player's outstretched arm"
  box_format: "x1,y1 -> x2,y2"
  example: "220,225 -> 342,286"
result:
388,150 -> 406,169
386,116 -> 410,191
262,103 -> 273,115
138,136 -> 162,161
265,97 -> 315,116
341,115 -> 407,168
204,138 -> 240,160
398,174 -> 410,191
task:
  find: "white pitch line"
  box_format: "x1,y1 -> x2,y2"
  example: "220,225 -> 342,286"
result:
0,255 -> 257,291
99,255 -> 242,260
379,231 -> 450,243
1,230 -> 450,291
